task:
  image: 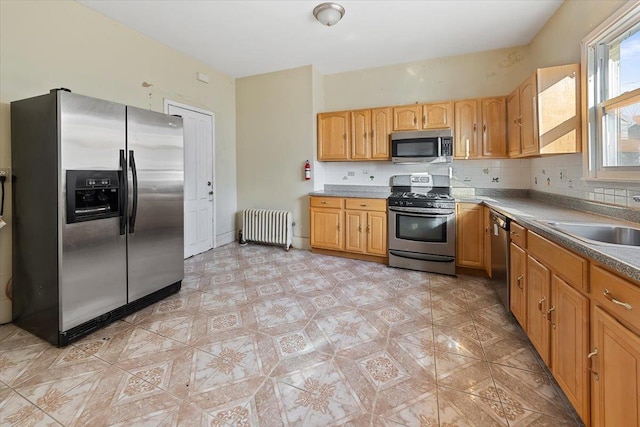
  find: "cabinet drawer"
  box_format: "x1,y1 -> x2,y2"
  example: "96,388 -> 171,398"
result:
527,230 -> 587,293
591,265 -> 640,331
345,198 -> 386,212
310,196 -> 344,209
510,222 -> 526,248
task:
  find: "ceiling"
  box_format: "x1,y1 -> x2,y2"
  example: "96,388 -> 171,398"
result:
78,0 -> 563,79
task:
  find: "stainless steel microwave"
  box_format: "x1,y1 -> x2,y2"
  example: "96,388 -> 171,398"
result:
391,129 -> 453,163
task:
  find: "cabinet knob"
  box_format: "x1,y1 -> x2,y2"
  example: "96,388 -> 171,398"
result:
516,275 -> 523,289
413,117 -> 417,126
321,201 -> 328,204
587,348 -> 599,381
538,296 -> 546,312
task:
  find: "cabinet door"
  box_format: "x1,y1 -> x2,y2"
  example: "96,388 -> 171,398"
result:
483,206 -> 491,278
507,88 -> 522,157
526,255 -> 551,365
422,102 -> 452,129
591,306 -> 640,427
537,64 -> 581,155
318,112 -> 350,160
520,75 -> 539,157
345,210 -> 366,253
454,100 -> 480,159
455,203 -> 484,268
481,97 -> 507,158
393,105 -> 421,131
371,107 -> 392,159
351,109 -> 371,160
366,211 -> 387,256
551,275 -> 590,423
510,243 -> 527,330
310,208 -> 344,251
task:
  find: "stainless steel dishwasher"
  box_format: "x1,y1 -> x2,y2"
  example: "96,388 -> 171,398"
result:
490,210 -> 510,310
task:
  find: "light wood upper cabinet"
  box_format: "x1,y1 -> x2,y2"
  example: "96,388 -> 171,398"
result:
318,111 -> 350,160
591,306 -> 640,427
507,87 -> 522,157
454,100 -> 480,159
422,102 -> 453,129
371,107 -> 392,159
454,97 -> 506,159
393,105 -> 421,131
551,275 -> 590,424
511,63 -> 581,158
351,109 -> 371,159
455,203 -> 484,268
520,75 -> 538,157
481,97 -> 507,157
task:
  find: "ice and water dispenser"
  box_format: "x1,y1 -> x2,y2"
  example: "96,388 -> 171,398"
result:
66,170 -> 121,223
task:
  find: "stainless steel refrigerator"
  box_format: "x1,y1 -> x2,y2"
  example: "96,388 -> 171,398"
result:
11,89 -> 184,346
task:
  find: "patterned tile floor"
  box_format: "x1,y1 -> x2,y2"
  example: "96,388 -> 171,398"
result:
0,243 -> 585,426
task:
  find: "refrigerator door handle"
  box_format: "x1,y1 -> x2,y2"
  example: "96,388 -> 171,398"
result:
119,149 -> 127,235
129,149 -> 138,233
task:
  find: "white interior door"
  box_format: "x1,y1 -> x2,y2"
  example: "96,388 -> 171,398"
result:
166,102 -> 215,258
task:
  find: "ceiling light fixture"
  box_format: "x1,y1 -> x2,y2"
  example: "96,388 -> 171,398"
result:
313,2 -> 345,27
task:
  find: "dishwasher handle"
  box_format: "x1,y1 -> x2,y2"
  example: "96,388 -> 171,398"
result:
490,210 -> 509,230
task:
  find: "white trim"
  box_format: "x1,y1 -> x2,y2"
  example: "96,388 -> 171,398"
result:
164,99 -> 218,251
581,1 -> 640,182
216,230 -> 237,247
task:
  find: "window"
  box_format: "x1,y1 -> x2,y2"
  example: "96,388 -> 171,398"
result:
584,3 -> 640,181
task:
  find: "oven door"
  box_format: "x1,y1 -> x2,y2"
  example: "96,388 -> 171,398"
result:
388,207 -> 455,256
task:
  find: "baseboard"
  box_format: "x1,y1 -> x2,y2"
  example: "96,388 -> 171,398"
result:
292,236 -> 310,250
311,248 -> 387,264
216,230 -> 236,247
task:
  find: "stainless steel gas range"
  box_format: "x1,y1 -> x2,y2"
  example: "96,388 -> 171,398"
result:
388,173 -> 456,276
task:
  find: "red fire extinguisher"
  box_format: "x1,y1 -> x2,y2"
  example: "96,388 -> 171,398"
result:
304,160 -> 311,180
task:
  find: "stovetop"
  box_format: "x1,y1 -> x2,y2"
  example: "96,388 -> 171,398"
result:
389,191 -> 454,200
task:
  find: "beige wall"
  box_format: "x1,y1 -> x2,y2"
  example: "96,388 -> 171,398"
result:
529,0 -> 627,69
324,46 -> 531,111
0,0 -> 238,320
528,0 -> 636,206
236,66 -> 316,248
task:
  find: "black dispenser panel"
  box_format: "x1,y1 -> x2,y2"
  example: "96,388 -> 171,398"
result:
66,170 -> 121,224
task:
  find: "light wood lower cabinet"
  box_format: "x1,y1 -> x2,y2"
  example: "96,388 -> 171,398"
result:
526,254 -> 552,365
551,275 -> 590,424
310,196 -> 387,262
509,242 -> 527,330
455,203 -> 484,268
590,306 -> 640,427
310,208 -> 343,251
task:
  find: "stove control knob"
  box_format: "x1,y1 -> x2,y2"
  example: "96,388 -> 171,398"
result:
435,203 -> 442,208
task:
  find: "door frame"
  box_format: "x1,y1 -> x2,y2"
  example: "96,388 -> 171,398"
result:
163,99 -> 217,252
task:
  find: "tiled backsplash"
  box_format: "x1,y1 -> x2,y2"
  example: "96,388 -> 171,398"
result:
322,155 -> 640,209
323,159 -> 530,189
530,154 -> 640,209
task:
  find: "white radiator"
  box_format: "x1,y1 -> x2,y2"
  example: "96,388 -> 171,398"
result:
241,209 -> 293,250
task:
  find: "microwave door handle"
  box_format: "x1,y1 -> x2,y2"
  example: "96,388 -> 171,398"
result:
437,137 -> 442,157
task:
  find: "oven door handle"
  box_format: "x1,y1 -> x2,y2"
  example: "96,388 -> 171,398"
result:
389,250 -> 455,263
389,207 -> 454,216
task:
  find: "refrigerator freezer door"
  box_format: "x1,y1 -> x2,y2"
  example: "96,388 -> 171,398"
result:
126,107 -> 184,302
59,92 -> 128,332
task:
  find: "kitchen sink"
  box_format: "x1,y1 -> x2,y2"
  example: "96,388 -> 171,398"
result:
536,221 -> 640,247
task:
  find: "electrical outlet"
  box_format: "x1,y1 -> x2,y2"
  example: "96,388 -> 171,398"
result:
347,171 -> 355,177
362,169 -> 368,175
0,168 -> 8,177
559,169 -> 567,182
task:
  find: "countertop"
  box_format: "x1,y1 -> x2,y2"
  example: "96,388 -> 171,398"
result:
465,196 -> 640,283
308,187 -> 640,282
